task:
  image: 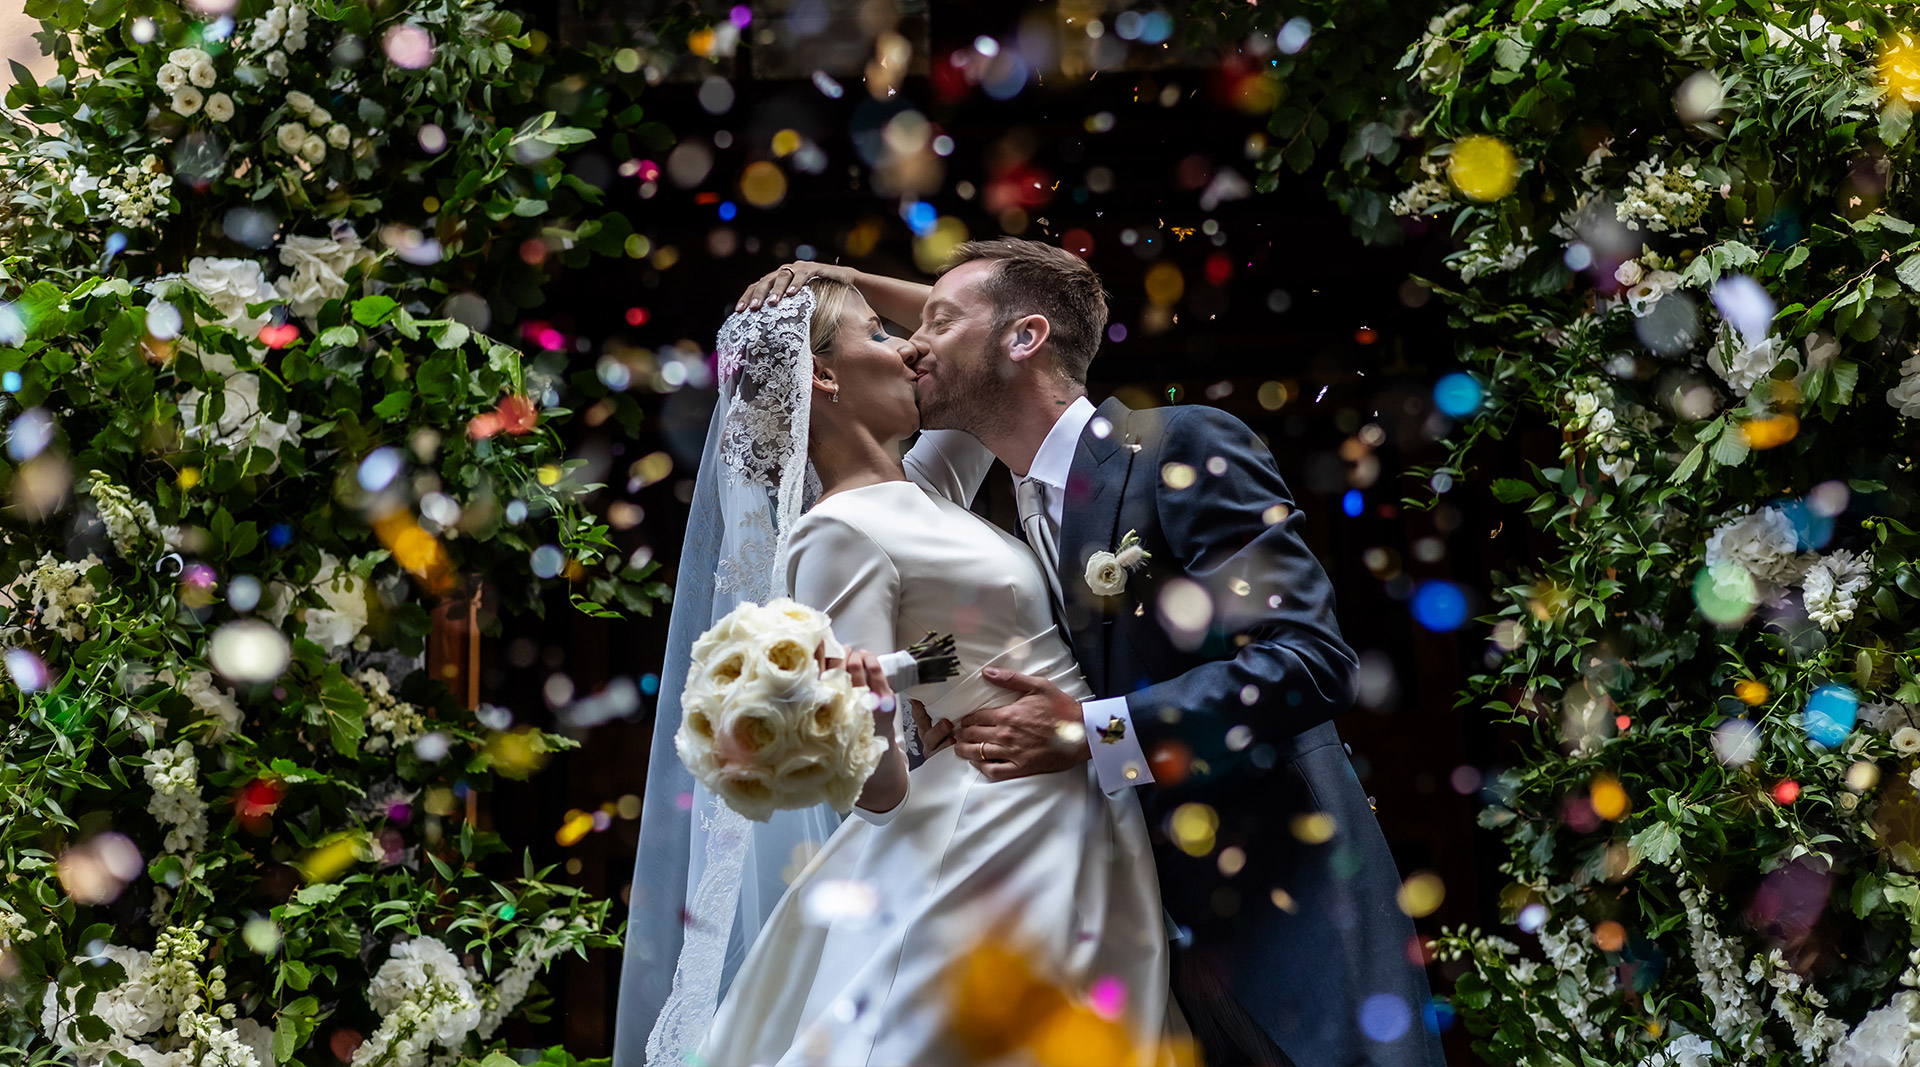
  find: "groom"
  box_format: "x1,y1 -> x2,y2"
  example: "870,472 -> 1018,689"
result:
905,239 -> 1439,1067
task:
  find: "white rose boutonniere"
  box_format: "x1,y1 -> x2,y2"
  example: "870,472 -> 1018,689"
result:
1085,530 -> 1150,597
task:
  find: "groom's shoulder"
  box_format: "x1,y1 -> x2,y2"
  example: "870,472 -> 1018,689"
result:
1121,402 -> 1267,458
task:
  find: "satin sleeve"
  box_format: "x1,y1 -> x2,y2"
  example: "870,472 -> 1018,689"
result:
786,511 -> 899,655
902,429 -> 995,508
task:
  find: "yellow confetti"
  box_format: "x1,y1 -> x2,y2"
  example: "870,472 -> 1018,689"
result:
177,466 -> 201,489
1168,802 -> 1218,857
739,161 -> 788,208
1736,679 -> 1769,705
1591,774 -> 1630,821
555,809 -> 595,847
1396,871 -> 1446,918
771,129 -> 802,157
1144,262 -> 1185,306
1448,134 -> 1519,202
295,835 -> 362,884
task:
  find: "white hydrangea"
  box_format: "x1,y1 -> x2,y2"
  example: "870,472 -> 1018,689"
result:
1709,324 -> 1793,397
171,668 -> 244,738
143,741 -> 209,855
1616,157 -> 1712,233
1536,915 -> 1607,1042
353,937 -> 482,1067
471,916 -> 584,1039
1639,1032 -> 1715,1067
1704,506 -> 1816,603
87,471 -> 166,559
277,227 -> 374,319
1828,990 -> 1920,1067
183,256 -> 283,337
179,371 -> 304,466
305,552 -> 371,653
0,901 -> 36,951
39,942 -> 187,1062
358,667 -> 426,752
1801,549 -> 1873,631
19,552 -> 101,640
1885,355 -> 1920,417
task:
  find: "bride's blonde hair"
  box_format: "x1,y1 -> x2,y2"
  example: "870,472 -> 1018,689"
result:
806,276 -> 857,357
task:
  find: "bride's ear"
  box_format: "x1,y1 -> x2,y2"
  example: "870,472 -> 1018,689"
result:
811,355 -> 838,404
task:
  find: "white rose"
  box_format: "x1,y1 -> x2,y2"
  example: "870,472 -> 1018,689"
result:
275,121 -> 308,153
1571,391 -> 1600,418
179,372 -> 302,469
1614,259 -> 1645,288
181,669 -> 243,738
168,47 -> 208,69
265,50 -> 288,78
171,88 -> 204,117
1704,506 -> 1813,601
156,63 -> 186,92
184,256 -> 280,332
1084,550 -> 1127,596
1708,324 -> 1790,397
1597,454 -> 1634,481
1893,726 -> 1920,754
327,123 -> 351,149
298,134 -> 326,164
307,106 -> 331,126
1887,373 -> 1920,418
187,59 -> 217,89
304,552 -> 370,653
286,90 -> 314,115
1589,407 -> 1616,435
204,92 -> 234,122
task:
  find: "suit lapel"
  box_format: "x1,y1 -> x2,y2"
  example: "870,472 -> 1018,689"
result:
1057,397 -> 1133,695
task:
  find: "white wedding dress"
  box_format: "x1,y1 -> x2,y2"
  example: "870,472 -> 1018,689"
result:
694,434 -> 1174,1066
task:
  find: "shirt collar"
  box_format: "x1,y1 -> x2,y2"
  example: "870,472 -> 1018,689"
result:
1022,395 -> 1096,492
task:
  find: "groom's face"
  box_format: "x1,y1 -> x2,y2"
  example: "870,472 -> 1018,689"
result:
909,259 -> 1009,434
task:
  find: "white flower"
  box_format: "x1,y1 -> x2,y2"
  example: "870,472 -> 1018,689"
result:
171,88 -> 204,117
1616,158 -> 1712,233
156,64 -> 187,92
180,669 -> 244,738
1639,1032 -> 1715,1067
1801,549 -> 1872,631
1614,259 -> 1645,287
307,106 -> 331,126
1084,551 -> 1126,596
168,47 -> 210,69
297,133 -> 326,164
179,371 -> 304,465
275,121 -> 308,154
88,471 -> 165,559
327,123 -> 351,150
359,668 -> 426,752
264,50 -> 288,78
1893,727 -> 1920,755
144,741 -> 209,854
305,551 -> 370,653
1765,14 -> 1847,65
17,552 -> 101,640
183,256 -> 282,336
1887,355 -> 1920,417
286,90 -> 314,116
188,59 -> 217,89
1828,990 -> 1920,1067
205,92 -> 234,122
1708,324 -> 1791,397
276,228 -> 374,319
1625,269 -> 1682,317
40,944 -> 192,1060
258,580 -> 295,628
1704,506 -> 1815,602
353,937 -> 482,1067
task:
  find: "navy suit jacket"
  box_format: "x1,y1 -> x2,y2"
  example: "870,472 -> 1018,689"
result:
1054,398 -> 1442,1067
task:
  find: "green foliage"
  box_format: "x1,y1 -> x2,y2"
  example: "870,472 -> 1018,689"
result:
1292,0 -> 1920,1062
0,1 -> 669,1062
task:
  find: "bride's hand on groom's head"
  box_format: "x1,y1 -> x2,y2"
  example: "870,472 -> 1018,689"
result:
954,669 -> 1092,782
735,261 -> 849,313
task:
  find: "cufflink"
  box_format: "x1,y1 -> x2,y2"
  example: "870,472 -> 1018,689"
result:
1100,716 -> 1127,745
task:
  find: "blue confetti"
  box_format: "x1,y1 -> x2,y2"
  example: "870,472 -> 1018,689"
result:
1359,992 -> 1412,1042
718,200 -> 738,221
1342,489 -> 1364,517
1422,997 -> 1456,1034
641,673 -> 661,696
1433,372 -> 1484,418
266,523 -> 293,548
904,200 -> 937,236
2,371 -> 20,393
1803,684 -> 1857,749
1411,581 -> 1469,632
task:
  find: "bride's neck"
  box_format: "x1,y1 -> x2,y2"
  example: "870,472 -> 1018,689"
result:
809,424 -> 905,500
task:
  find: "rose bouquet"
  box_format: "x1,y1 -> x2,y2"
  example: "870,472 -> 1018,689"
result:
674,598 -> 956,821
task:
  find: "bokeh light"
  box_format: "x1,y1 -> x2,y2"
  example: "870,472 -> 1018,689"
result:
1411,581 -> 1468,632
1432,372 -> 1483,417
1447,135 -> 1519,202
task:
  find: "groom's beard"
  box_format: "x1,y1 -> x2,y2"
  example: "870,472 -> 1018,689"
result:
919,346 -> 1016,440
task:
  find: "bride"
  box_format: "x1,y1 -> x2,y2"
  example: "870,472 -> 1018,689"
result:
617,269 -> 1178,1065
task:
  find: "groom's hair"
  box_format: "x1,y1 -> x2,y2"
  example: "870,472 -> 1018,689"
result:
944,238 -> 1109,386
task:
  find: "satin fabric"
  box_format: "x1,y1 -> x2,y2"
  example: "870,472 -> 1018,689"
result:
696,478 -> 1175,1065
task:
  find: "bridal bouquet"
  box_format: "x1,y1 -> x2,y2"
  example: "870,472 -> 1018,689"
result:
675,599 -> 955,821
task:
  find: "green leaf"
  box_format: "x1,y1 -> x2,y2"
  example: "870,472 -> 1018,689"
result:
314,324 -> 361,348
292,883 -> 344,906
316,666 -> 368,756
1896,253 -> 1920,292
1628,821 -> 1681,868
1881,99 -> 1913,147
1669,442 -> 1704,484
350,295 -> 401,326
537,126 -> 595,145
372,390 -> 413,419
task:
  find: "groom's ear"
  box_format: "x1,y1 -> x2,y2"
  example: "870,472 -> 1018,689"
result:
1005,314 -> 1051,364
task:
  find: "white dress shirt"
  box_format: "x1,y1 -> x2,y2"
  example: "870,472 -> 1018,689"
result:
1014,396 -> 1154,795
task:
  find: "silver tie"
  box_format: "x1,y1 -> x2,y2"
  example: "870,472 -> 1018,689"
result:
1016,477 -> 1068,622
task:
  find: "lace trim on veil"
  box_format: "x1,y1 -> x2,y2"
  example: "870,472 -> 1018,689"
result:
647,288 -> 819,1063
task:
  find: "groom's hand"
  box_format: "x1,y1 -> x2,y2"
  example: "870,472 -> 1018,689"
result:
956,667 -> 1091,781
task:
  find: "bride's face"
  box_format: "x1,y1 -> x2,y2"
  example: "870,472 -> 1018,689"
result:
817,293 -> 921,442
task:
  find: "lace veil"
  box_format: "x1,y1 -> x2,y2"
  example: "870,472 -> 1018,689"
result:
614,288 -> 843,1064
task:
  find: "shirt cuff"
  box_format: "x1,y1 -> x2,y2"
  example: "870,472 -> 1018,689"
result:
1083,696 -> 1154,794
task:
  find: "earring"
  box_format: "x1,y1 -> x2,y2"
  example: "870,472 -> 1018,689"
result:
830,391 -> 840,403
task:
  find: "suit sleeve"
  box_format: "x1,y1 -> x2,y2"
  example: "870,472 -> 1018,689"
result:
901,429 -> 995,508
1124,408 -> 1358,782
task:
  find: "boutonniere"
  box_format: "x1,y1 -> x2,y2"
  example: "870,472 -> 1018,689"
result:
1084,530 -> 1150,596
